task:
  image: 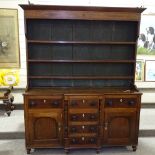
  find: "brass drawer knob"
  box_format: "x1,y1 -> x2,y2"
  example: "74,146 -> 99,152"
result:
43,99 -> 46,103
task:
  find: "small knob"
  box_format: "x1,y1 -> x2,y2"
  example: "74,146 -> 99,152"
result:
90,126 -> 96,132
72,138 -> 76,144
105,122 -> 108,130
71,127 -> 76,132
43,99 -> 46,103
90,102 -> 96,106
72,115 -> 78,120
81,137 -> 85,141
65,126 -> 68,132
52,101 -> 59,106
120,98 -> 123,103
128,100 -> 135,106
82,113 -> 85,118
71,101 -> 77,106
30,101 -> 35,106
107,100 -> 113,106
90,138 -> 95,143
90,115 -> 96,119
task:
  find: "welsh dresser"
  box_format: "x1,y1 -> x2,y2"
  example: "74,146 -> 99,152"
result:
20,5 -> 145,154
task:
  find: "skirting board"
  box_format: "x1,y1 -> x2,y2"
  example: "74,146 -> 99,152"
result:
0,130 -> 154,140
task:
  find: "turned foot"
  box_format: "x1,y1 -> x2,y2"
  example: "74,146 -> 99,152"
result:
6,111 -> 11,116
96,148 -> 100,154
65,149 -> 69,154
132,145 -> 137,151
26,148 -> 31,154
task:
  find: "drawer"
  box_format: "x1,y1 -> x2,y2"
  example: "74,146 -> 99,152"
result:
28,99 -> 62,109
69,113 -> 98,122
69,136 -> 97,145
105,96 -> 137,108
69,99 -> 99,108
69,125 -> 98,134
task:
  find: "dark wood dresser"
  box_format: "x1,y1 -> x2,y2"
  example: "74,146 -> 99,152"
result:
20,5 -> 145,154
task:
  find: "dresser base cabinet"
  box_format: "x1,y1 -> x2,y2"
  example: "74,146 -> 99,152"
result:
23,90 -> 141,154
20,4 -> 144,154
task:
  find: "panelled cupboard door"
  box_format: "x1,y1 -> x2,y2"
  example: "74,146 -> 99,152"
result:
103,109 -> 137,145
28,110 -> 63,147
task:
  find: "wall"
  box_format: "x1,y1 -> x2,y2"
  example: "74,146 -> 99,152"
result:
0,0 -> 27,88
0,0 -> 155,103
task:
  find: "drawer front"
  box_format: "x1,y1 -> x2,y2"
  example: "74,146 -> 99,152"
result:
105,96 -> 137,108
28,99 -> 62,109
69,99 -> 99,108
69,136 -> 97,145
69,125 -> 98,134
69,113 -> 98,122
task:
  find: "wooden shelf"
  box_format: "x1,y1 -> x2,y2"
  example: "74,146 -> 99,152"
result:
28,76 -> 134,80
28,59 -> 135,63
27,40 -> 136,45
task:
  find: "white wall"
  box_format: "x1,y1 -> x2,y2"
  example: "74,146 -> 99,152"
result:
0,0 -> 155,103
0,0 -> 28,88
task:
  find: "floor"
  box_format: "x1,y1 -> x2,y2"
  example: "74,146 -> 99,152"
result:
0,138 -> 155,155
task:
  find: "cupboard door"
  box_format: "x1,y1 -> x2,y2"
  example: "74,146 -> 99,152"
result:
28,110 -> 63,147
104,109 -> 137,145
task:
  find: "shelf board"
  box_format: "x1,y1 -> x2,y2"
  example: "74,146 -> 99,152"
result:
28,59 -> 135,63
27,40 -> 136,45
28,76 -> 134,80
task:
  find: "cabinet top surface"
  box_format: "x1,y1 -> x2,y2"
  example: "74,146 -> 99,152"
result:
20,4 -> 145,13
24,87 -> 141,96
